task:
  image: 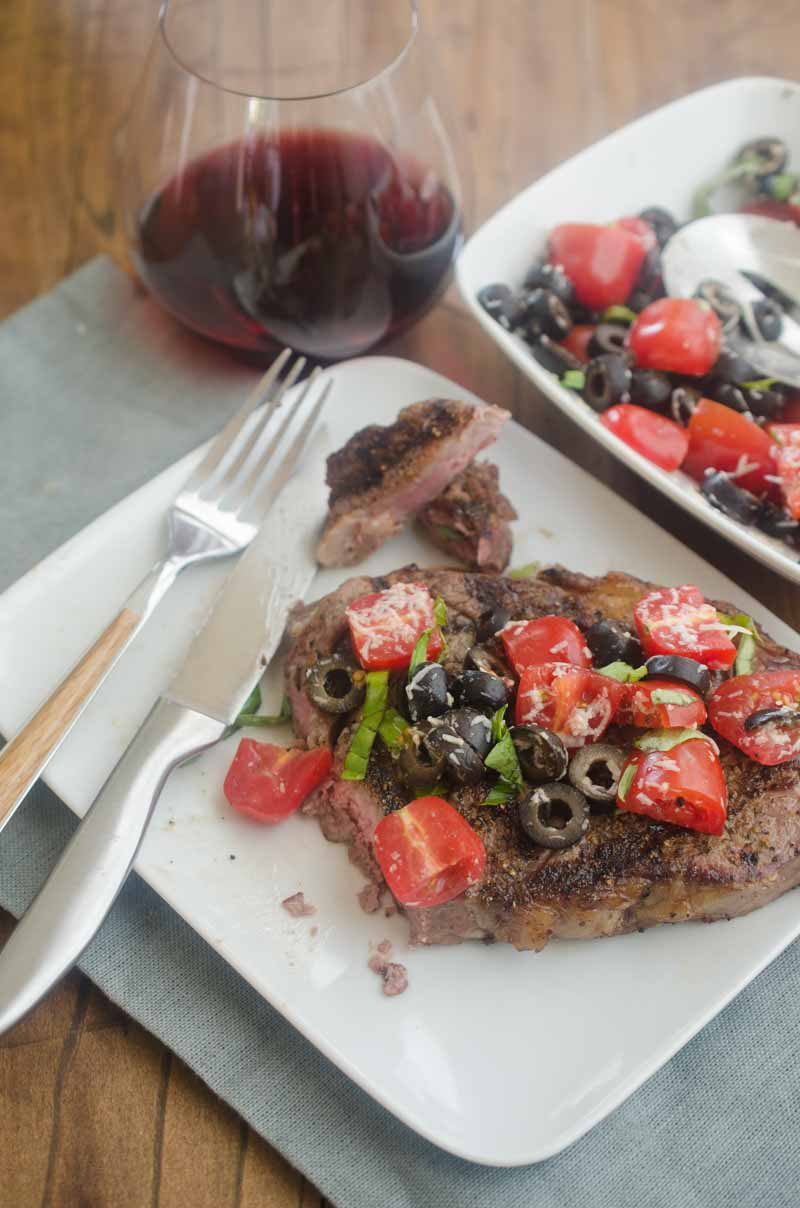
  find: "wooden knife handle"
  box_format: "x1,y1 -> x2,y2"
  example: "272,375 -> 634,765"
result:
0,607 -> 140,827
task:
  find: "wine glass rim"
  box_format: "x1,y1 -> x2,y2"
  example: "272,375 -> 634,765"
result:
158,0 -> 420,103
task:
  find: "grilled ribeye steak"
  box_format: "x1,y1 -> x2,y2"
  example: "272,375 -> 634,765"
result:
286,565 -> 800,951
316,399 -> 509,567
417,461 -> 517,573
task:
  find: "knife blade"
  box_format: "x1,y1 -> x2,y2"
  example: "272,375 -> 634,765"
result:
0,435 -> 328,1036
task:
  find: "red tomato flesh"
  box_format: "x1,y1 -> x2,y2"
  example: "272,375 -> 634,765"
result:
616,678 -> 707,729
224,739 -> 332,823
683,398 -> 778,496
548,223 -> 646,311
559,324 -> 595,363
373,796 -> 486,908
515,662 -> 623,749
617,739 -> 727,835
600,404 -> 689,471
500,615 -> 591,674
615,216 -> 658,255
767,423 -> 800,518
628,298 -> 722,377
633,585 -> 736,670
346,582 -> 443,671
709,670 -> 800,765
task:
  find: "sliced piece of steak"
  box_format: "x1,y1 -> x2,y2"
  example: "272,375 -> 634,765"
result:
288,564 -> 800,950
417,461 -> 517,573
316,399 -> 509,567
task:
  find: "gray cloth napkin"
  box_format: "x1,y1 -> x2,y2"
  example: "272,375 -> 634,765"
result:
1,259 -> 798,1208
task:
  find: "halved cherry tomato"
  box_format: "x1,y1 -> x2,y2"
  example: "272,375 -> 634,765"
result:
548,223 -> 646,311
617,738 -> 727,835
767,423 -> 800,518
600,404 -> 689,471
709,670 -> 800,765
683,398 -> 778,496
373,796 -> 486,908
500,615 -> 591,674
615,216 -> 658,255
559,324 -> 595,363
740,199 -> 800,226
515,663 -> 623,749
628,298 -> 722,377
616,678 -> 707,729
346,582 -> 443,671
223,739 -> 332,823
633,585 -> 736,670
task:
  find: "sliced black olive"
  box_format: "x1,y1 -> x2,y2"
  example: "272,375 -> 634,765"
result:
701,470 -> 760,525
444,707 -> 493,759
744,705 -> 800,731
588,324 -> 628,357
638,206 -> 678,248
714,347 -> 758,384
477,283 -> 523,330
756,499 -> 800,541
636,247 -> 663,294
457,669 -> 508,712
752,297 -> 783,341
476,606 -> 511,643
522,262 -> 576,308
583,353 -> 632,412
518,783 -> 588,849
397,724 -> 446,789
585,618 -> 642,667
626,288 -> 657,313
567,744 -> 626,807
670,385 -> 702,426
305,655 -> 365,714
426,722 -> 486,786
406,662 -> 449,723
706,380 -> 749,413
744,385 -> 784,419
510,725 -> 568,784
630,368 -> 672,411
522,288 -> 573,340
735,137 -> 788,178
695,281 -> 741,333
531,333 -> 581,374
644,655 -> 711,695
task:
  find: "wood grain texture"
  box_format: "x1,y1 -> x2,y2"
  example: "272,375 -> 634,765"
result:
2,1 -> 800,1204
0,608 -> 140,828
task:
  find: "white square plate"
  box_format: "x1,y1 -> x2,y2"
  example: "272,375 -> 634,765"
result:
2,355 -> 799,1166
457,76 -> 800,585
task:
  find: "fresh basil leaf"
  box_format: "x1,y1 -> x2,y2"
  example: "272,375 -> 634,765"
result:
633,727 -> 715,753
717,610 -> 759,675
508,561 -> 540,580
433,595 -> 448,628
560,369 -> 586,391
597,661 -> 648,683
490,704 -> 509,745
378,707 -> 409,751
485,731 -> 523,789
484,777 -> 519,806
617,762 -> 636,802
408,627 -> 433,681
649,688 -> 696,706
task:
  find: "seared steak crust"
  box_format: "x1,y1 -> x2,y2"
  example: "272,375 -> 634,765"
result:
288,564 -> 800,950
316,399 -> 509,567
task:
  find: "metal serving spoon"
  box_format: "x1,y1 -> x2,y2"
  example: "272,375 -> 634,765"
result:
661,213 -> 800,386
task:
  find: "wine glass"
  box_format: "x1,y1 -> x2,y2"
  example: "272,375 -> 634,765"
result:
119,0 -> 468,360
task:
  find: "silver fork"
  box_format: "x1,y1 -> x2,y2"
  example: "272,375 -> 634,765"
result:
0,349 -> 329,833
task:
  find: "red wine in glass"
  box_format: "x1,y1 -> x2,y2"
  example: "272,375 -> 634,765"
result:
135,128 -> 462,360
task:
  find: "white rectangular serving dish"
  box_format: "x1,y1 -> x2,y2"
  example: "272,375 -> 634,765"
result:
2,355 -> 799,1166
457,76 -> 800,584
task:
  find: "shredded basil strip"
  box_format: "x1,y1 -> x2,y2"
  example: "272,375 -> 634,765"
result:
378,707 -> 409,751
433,595 -> 448,627
601,304 -> 636,324
342,671 -> 389,781
483,706 -> 523,805
508,561 -> 541,580
408,628 -> 433,681
436,524 -> 461,541
235,686 -> 292,728
717,610 -> 759,676
560,369 -> 586,391
649,688 -> 696,706
633,727 -> 712,753
617,762 -> 636,802
484,778 -> 519,806
598,661 -> 648,683
741,377 -> 779,391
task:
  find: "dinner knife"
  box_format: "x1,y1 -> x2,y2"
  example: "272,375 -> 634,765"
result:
0,438 -> 327,1036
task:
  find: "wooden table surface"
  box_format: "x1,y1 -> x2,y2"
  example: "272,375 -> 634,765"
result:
3,1 -> 800,1204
